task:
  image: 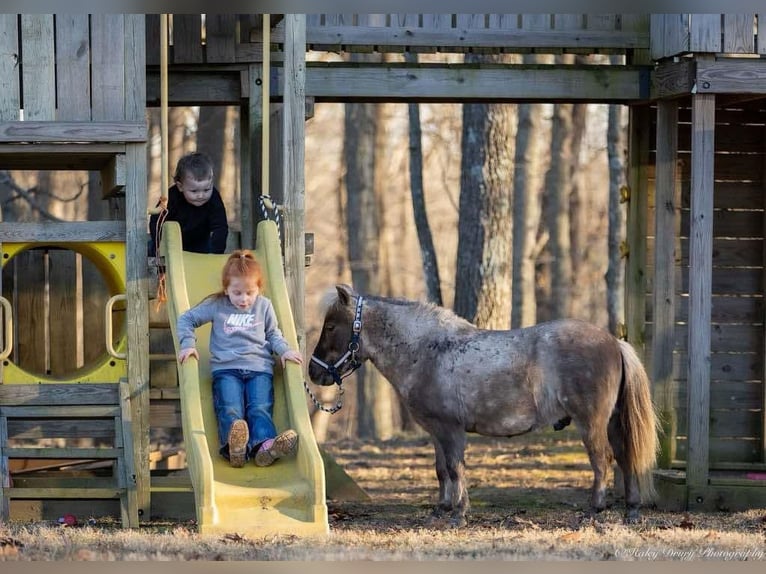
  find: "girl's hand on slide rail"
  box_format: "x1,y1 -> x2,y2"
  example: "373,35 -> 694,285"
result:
178,347 -> 199,364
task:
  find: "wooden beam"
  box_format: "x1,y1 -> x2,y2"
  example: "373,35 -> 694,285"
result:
0,143 -> 127,170
0,221 -> 125,242
273,26 -> 650,51
696,59 -> 766,94
0,121 -> 146,142
148,64 -> 651,104
652,100 -> 679,469
652,59 -> 695,99
101,154 -> 127,198
287,63 -> 651,103
686,91 -> 715,509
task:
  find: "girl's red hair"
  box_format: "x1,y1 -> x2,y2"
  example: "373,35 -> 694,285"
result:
217,250 -> 263,296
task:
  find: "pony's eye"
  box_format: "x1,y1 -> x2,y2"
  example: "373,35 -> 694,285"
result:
326,324 -> 335,332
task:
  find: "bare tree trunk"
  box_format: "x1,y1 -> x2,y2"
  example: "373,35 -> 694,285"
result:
606,89 -> 628,334
344,71 -> 382,438
567,101 -> 588,314
545,102 -> 575,319
454,55 -> 515,329
406,53 -> 442,306
511,56 -> 544,328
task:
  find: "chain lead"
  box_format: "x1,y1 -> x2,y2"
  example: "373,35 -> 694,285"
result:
303,380 -> 344,414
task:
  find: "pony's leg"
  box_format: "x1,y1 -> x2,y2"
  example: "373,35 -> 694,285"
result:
579,424 -> 611,515
436,430 -> 469,528
608,415 -> 641,523
429,438 -> 453,520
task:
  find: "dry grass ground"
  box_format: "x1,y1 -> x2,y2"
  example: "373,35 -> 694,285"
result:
1,428 -> 765,561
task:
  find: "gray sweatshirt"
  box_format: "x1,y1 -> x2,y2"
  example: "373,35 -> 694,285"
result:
177,294 -> 291,374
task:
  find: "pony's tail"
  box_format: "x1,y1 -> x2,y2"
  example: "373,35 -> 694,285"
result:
618,340 -> 659,502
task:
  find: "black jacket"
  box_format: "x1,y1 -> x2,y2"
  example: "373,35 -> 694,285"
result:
150,184 -> 229,254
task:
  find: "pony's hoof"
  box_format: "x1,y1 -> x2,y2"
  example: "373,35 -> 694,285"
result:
426,508 -> 446,525
448,515 -> 467,528
624,509 -> 640,524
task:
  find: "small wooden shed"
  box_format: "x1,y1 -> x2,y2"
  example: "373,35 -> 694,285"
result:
644,14 -> 766,510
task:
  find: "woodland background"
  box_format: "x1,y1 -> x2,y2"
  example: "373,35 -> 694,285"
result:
0,53 -> 629,444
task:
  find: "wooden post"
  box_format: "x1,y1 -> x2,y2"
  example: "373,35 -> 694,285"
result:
626,105 -> 650,360
762,123 -> 766,463
653,100 -> 679,469
246,62 -> 263,247
124,14 -> 150,519
281,15 -> 307,354
686,91 -> 715,509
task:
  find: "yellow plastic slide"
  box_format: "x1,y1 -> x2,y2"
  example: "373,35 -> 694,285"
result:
160,220 -> 328,537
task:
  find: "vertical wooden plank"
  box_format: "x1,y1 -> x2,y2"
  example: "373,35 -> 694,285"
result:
246,63 -> 263,247
91,14 -> 125,120
123,13 -> 150,520
15,251 -> 47,374
55,14 -> 91,121
126,141 -> 150,519
145,14 -> 160,66
0,15 -> 20,121
622,14 -> 651,65
687,92 -> 715,507
523,14 -> 550,30
456,14 -> 486,30
650,14 -> 666,60
239,14 -> 260,43
762,123 -> 766,463
0,411 -> 9,520
653,101 -> 680,469
587,14 -> 616,31
80,255 -> 107,367
626,105 -> 650,360
0,16 -> 16,383
689,14 -> 721,53
758,13 -> 766,55
270,104 -> 284,202
172,14 -> 203,63
48,250 -> 78,376
119,379 -> 139,527
422,14 -> 453,30
282,14 -> 306,353
21,14 -> 55,120
488,14 -> 519,30
124,15 -> 145,123
662,14 -> 690,59
723,14 -> 755,53
239,103 -> 254,250
205,14 -> 237,63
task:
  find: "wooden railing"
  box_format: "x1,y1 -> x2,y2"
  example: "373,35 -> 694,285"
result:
650,14 -> 765,60
144,14 -> 650,66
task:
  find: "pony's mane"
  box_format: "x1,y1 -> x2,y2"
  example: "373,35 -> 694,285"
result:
318,287 -> 474,332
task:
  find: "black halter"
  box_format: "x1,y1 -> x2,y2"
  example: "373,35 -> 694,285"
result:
310,295 -> 364,385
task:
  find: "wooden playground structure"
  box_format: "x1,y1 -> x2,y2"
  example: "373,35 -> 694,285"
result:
0,14 -> 764,529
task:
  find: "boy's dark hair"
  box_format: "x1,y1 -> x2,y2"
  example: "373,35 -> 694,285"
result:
174,152 -> 214,182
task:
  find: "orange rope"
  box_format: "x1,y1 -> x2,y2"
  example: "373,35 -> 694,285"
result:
153,198 -> 169,309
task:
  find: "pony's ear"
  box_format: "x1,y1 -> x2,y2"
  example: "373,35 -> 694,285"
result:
336,284 -> 355,306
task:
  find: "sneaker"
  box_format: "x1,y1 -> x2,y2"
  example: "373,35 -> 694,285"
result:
227,419 -> 249,468
254,429 -> 298,467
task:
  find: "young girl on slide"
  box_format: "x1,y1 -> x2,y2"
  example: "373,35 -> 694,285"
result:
176,250 -> 302,468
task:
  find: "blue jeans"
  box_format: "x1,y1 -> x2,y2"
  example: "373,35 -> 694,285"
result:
212,369 -> 276,459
